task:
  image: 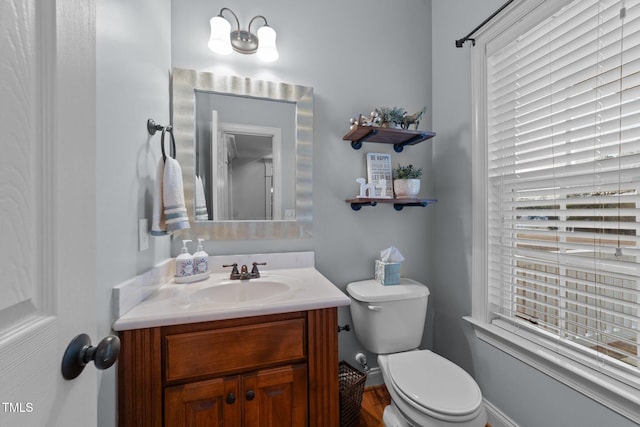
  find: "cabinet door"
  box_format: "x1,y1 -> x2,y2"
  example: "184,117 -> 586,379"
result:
243,364 -> 308,427
165,377 -> 241,427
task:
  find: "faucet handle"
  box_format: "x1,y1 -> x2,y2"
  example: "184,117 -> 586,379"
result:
250,262 -> 267,277
223,263 -> 239,279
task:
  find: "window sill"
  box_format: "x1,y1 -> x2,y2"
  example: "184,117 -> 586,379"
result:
463,316 -> 640,425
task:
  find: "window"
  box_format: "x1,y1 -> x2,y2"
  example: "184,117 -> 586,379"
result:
470,0 -> 640,421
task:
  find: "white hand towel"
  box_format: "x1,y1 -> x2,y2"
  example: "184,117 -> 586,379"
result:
150,158 -> 167,236
163,156 -> 190,233
195,176 -> 208,221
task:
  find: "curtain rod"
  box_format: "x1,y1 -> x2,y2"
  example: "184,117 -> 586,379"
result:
455,0 -> 515,48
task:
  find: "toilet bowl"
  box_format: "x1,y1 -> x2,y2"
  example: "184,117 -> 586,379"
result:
346,279 -> 486,427
379,351 -> 486,427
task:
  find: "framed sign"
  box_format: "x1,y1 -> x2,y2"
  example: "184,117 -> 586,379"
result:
366,152 -> 392,198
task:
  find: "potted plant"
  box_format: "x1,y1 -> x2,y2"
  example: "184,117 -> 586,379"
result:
393,163 -> 423,198
375,106 -> 406,128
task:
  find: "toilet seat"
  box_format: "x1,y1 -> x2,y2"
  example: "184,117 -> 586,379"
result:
386,350 -> 483,420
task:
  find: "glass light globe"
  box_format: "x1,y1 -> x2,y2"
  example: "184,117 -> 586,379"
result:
256,26 -> 279,62
208,16 -> 232,55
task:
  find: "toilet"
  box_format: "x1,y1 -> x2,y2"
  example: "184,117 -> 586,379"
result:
347,278 -> 487,427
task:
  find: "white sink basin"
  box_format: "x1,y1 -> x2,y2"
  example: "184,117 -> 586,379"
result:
189,277 -> 292,306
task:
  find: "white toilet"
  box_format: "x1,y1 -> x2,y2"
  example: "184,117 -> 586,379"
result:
347,278 -> 487,427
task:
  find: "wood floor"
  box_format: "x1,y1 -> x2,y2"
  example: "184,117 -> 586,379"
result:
357,385 -> 391,426
356,385 -> 491,427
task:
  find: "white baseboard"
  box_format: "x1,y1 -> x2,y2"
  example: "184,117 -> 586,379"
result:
484,399 -> 518,427
364,367 -> 383,387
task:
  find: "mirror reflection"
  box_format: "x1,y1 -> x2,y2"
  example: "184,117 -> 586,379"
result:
171,68 -> 313,240
194,91 -> 296,221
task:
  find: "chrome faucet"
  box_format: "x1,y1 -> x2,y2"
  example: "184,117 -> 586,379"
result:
223,262 -> 267,280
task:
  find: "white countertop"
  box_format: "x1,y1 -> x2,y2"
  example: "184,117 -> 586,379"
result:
112,267 -> 350,331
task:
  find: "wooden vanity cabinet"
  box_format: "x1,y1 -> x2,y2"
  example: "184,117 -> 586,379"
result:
164,364 -> 307,427
117,308 -> 339,427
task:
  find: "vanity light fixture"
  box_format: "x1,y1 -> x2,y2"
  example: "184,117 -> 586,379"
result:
208,7 -> 279,62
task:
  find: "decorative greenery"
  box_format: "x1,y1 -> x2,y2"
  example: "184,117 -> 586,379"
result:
375,106 -> 406,126
393,163 -> 423,179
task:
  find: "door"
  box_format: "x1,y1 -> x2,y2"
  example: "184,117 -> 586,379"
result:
165,377 -> 241,427
0,1 -> 97,426
243,364 -> 308,427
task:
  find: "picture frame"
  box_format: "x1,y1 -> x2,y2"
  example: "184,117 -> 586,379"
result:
366,152 -> 393,198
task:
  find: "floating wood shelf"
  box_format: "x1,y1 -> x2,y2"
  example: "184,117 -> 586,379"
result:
343,126 -> 436,152
346,198 -> 438,211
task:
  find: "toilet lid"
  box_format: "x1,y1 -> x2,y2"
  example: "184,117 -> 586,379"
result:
387,350 -> 482,417
346,278 -> 429,303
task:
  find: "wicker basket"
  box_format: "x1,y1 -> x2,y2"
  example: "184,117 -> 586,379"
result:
338,361 -> 367,427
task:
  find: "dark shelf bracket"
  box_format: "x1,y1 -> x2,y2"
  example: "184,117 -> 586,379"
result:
348,128 -> 381,150
393,133 -> 428,152
348,199 -> 436,211
350,200 -> 378,211
393,200 -> 429,211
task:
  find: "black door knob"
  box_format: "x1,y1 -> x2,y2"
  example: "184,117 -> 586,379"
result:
61,334 -> 121,380
226,393 -> 236,404
245,390 -> 256,401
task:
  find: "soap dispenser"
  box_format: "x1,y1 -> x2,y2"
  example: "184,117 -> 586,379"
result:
193,238 -> 209,275
174,240 -> 193,281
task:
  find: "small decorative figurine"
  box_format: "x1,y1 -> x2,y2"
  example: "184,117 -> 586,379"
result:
401,107 -> 426,130
349,112 -> 380,129
356,177 -> 390,198
356,177 -> 376,198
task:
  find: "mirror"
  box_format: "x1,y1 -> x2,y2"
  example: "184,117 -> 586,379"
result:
194,91 -> 295,221
171,67 -> 313,240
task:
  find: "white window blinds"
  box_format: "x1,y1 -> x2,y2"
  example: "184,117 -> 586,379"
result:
487,0 -> 640,377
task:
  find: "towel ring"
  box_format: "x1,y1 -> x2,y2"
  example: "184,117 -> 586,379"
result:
161,127 -> 176,161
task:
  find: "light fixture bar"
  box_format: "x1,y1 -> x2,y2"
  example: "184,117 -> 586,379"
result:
208,7 -> 279,61
230,29 -> 259,54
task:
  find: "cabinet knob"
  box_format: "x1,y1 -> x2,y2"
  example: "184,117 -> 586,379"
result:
225,393 -> 236,404
245,390 -> 255,401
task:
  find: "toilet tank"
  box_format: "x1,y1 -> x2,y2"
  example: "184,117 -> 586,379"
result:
346,278 -> 429,354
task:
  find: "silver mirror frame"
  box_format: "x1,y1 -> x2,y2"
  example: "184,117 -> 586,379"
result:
171,67 -> 313,240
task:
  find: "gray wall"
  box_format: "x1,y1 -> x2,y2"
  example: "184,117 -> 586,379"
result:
96,0 -> 172,426
431,1 -> 637,426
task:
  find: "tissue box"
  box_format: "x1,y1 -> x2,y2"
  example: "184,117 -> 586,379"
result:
375,260 -> 401,285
